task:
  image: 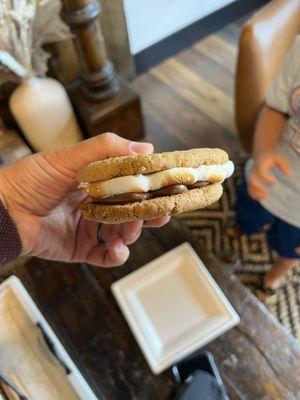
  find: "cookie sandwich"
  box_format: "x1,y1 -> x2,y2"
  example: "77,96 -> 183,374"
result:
77,148 -> 234,224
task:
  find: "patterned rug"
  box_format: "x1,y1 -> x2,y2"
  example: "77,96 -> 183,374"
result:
176,156 -> 300,340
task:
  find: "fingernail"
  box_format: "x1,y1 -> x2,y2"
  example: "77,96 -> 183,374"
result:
130,141 -> 154,154
117,241 -> 127,253
116,242 -> 130,261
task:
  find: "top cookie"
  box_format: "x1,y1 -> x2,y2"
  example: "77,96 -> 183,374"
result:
76,148 -> 228,183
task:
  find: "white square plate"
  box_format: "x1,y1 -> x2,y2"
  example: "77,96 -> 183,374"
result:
112,243 -> 240,374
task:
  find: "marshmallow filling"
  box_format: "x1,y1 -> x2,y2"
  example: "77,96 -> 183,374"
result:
82,161 -> 234,205
94,181 -> 210,204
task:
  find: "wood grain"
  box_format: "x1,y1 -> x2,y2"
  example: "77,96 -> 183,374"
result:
99,0 -> 136,80
16,219 -> 300,400
61,0 -> 119,101
53,0 -> 134,83
177,48 -> 234,98
133,18 -> 243,158
69,77 -> 143,140
50,40 -> 80,84
193,35 -> 237,74
150,59 -> 235,134
135,74 -> 240,155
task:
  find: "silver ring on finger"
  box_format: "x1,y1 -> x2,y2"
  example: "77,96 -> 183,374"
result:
97,224 -> 105,244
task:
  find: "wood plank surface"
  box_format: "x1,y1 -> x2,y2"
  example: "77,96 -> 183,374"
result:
133,19 -> 241,157
218,19 -> 245,47
193,35 -> 237,74
176,48 -> 234,98
136,74 -> 238,154
16,219 -> 300,400
151,59 -> 235,134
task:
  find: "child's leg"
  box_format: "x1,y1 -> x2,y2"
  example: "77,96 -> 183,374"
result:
229,180 -> 273,236
264,219 -> 300,290
264,257 -> 297,289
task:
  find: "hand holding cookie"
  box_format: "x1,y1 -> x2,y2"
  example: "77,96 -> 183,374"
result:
0,133 -> 170,267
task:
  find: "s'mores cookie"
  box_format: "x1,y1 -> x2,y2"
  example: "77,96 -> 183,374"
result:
77,148 -> 234,224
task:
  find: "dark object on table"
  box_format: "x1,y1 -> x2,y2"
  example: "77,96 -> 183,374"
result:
173,351 -> 229,400
174,371 -> 225,400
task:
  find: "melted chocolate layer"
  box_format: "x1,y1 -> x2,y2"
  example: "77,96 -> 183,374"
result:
94,181 -> 210,205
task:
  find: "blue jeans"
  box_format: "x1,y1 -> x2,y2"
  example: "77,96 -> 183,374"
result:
236,181 -> 300,259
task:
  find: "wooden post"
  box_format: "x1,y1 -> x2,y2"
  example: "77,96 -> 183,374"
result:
62,0 -> 119,100
61,0 -> 144,141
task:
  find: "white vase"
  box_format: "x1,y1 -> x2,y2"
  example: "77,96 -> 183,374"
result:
9,77 -> 83,151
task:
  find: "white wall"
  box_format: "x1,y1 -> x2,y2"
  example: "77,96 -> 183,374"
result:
124,0 -> 237,54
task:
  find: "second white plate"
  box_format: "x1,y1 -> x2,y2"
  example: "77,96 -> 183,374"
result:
112,243 -> 239,374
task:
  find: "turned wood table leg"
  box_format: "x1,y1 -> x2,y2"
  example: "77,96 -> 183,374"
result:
62,0 -> 119,100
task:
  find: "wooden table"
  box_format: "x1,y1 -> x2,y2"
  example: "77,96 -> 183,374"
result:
16,219 -> 300,400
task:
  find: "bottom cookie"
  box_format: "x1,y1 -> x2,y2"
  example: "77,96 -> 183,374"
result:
79,183 -> 223,224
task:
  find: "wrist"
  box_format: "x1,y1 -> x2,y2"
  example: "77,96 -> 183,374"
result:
0,172 -> 22,264
0,168 -> 17,215
0,169 -> 10,211
0,168 -> 39,257
253,150 -> 274,162
0,169 -> 26,256
0,190 -> 6,210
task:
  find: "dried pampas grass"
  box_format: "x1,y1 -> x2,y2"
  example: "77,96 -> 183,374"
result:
0,0 -> 71,84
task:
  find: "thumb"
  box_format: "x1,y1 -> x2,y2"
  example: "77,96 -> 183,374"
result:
274,155 -> 291,177
44,133 -> 154,176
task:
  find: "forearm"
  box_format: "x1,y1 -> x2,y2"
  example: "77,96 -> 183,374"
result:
252,105 -> 287,159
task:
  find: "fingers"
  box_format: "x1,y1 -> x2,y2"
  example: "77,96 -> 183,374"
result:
143,216 -> 171,228
78,215 -> 170,267
256,154 -> 291,182
274,155 -> 291,177
75,218 -> 130,267
256,163 -> 277,185
101,217 -> 170,244
44,133 -> 154,176
248,173 -> 269,201
120,221 -> 143,245
86,235 -> 130,267
102,221 -> 143,245
249,153 -> 291,201
83,216 -> 170,267
248,184 -> 268,201
101,224 -> 120,242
